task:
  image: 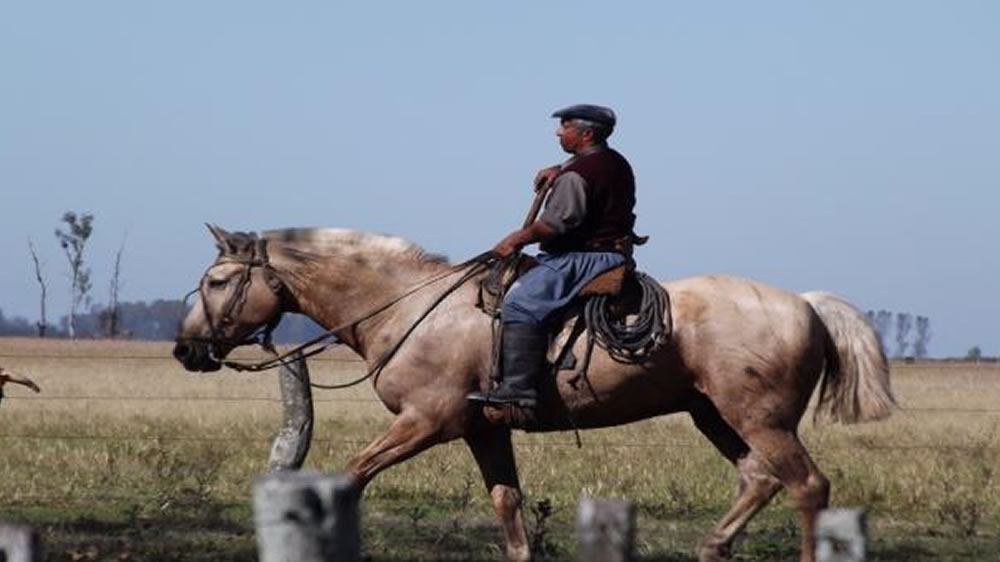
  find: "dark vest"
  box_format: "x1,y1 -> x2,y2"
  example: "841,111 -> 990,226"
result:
540,147 -> 636,254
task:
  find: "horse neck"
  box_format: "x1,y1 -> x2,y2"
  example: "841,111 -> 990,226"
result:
271,243 -> 451,359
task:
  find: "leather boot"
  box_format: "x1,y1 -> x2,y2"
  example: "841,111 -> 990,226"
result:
467,323 -> 547,408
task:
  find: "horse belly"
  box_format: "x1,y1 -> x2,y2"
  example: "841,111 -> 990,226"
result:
531,355 -> 692,431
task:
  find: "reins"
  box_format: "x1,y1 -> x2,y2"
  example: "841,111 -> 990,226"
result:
189,186 -> 549,390
300,258 -> 489,389
220,250 -> 496,388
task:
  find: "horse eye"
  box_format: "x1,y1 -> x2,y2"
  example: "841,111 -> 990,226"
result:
207,278 -> 228,289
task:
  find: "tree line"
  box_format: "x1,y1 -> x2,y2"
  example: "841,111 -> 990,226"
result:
0,301 -> 326,344
864,310 -> 932,359
865,311 -> 993,361
10,210 -> 327,344
4,211 -> 989,357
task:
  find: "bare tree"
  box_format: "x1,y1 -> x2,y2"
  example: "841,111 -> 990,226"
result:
865,309 -> 893,356
55,211 -> 94,339
913,316 -> 932,359
104,234 -> 126,338
895,312 -> 913,358
26,238 -> 48,338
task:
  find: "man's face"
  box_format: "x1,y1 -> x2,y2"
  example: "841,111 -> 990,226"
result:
556,120 -> 590,154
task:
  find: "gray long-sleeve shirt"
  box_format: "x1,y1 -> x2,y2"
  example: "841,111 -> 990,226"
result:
538,171 -> 587,235
538,144 -> 607,235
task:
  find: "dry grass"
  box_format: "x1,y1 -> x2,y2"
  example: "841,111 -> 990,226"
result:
0,337 -> 387,422
1,337 -> 998,561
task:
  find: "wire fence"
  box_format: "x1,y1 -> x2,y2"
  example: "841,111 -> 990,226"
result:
9,392 -> 1000,414
0,433 -> 1000,456
3,399 -> 999,451
0,352 -> 361,362
2,352 -> 999,452
1,431 -> 996,452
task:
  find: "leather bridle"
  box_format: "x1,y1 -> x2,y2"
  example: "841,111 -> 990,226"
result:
184,233 -> 288,362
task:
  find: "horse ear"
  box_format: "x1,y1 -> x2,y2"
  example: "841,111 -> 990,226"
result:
206,224 -> 234,254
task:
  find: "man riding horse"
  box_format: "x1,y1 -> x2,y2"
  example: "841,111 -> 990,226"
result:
467,104 -> 641,411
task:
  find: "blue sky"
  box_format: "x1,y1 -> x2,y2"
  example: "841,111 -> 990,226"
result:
1,1 -> 997,357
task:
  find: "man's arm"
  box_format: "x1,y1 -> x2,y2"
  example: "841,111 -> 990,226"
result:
493,220 -> 557,258
534,165 -> 562,192
493,171 -> 587,258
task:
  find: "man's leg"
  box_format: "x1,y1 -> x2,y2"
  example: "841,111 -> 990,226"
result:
467,252 -> 625,407
467,321 -> 547,407
467,264 -> 556,407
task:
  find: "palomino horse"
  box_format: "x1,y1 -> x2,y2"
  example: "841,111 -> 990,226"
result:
173,225 -> 895,562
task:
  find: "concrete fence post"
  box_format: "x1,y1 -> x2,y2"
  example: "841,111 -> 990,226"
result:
0,524 -> 40,562
253,471 -> 360,562
576,497 -> 636,562
815,508 -> 867,562
268,352 -> 314,472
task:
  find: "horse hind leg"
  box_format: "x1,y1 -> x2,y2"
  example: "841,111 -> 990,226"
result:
464,426 -> 531,562
738,428 -> 830,562
689,396 -> 783,562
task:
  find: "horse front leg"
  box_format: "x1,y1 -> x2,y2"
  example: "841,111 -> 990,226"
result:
465,426 -> 531,562
345,407 -> 443,488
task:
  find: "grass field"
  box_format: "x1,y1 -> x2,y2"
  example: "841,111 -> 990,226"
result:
1,337 -> 998,561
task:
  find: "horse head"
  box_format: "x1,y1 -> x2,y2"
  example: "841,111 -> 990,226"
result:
173,224 -> 287,372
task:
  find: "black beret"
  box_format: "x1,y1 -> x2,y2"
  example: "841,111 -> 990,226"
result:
551,104 -> 616,128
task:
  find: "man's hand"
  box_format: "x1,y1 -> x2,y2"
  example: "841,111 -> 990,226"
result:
492,232 -> 523,258
492,221 -> 557,258
534,165 -> 561,192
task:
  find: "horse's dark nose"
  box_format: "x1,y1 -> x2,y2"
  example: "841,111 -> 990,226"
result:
173,339 -> 221,372
173,340 -> 194,366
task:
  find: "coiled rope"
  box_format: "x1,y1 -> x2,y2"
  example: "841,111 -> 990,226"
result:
584,272 -> 670,363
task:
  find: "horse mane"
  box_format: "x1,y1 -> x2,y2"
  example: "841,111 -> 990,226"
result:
262,228 -> 450,266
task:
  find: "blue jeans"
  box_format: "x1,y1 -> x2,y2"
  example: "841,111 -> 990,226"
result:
501,252 -> 626,326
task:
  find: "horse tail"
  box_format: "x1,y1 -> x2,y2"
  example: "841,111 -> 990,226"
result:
801,291 -> 896,425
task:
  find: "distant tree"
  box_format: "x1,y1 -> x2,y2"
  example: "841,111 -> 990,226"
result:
0,309 -> 36,336
966,346 -> 982,362
27,238 -> 49,338
135,299 -> 187,340
103,235 -> 126,338
894,312 -> 912,358
865,309 -> 893,356
55,211 -> 94,339
913,316 -> 931,359
65,298 -> 329,342
876,310 -> 892,335
74,298 -> 186,341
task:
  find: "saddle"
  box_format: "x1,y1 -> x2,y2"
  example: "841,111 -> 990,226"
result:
476,249 -> 671,430
477,233 -> 650,318
477,254 -> 634,318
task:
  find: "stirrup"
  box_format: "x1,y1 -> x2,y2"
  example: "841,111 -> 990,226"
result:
466,391 -> 537,408
480,402 -> 540,430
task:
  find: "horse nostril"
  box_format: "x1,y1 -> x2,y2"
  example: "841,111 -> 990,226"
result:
173,341 -> 193,364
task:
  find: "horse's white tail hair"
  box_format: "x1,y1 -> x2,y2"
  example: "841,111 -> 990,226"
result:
802,291 -> 897,424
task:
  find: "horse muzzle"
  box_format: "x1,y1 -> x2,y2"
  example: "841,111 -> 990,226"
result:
172,339 -> 223,372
